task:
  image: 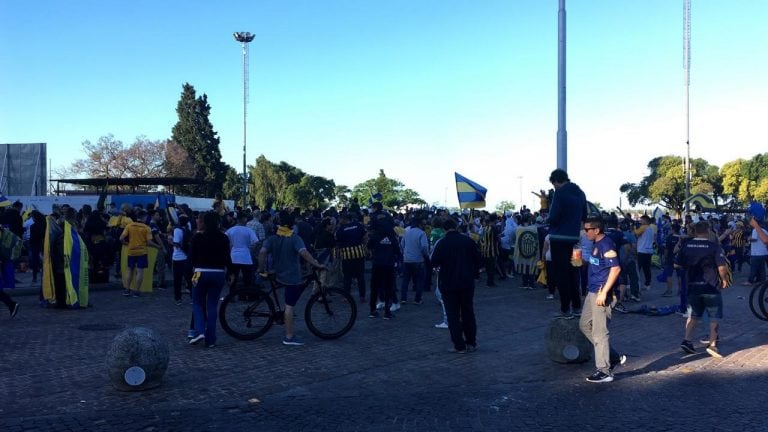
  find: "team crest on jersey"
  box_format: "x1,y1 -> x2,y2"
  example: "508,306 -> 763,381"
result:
517,230 -> 538,259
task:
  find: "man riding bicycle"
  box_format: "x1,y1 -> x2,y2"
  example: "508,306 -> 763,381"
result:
258,210 -> 325,346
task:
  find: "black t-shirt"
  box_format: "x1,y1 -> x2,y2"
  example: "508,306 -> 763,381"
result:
674,238 -> 726,293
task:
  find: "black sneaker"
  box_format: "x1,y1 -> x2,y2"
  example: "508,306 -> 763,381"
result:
609,354 -> 627,371
368,311 -> 379,319
586,370 -> 614,383
383,313 -> 393,320
412,299 -> 423,305
10,302 -> 20,318
706,344 -> 723,358
466,344 -> 477,353
680,340 -> 696,354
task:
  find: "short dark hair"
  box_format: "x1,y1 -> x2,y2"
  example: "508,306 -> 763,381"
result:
694,221 -> 710,235
278,210 -> 294,227
549,169 -> 569,184
584,215 -> 604,233
202,211 -> 220,232
443,217 -> 457,231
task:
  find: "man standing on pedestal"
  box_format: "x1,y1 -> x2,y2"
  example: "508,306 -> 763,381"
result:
547,169 -> 587,319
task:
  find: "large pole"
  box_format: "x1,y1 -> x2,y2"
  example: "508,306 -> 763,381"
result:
234,32 -> 255,208
556,0 -> 567,171
683,1 -> 691,214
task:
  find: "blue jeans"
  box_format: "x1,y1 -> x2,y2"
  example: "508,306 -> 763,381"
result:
400,262 -> 425,302
192,271 -> 225,346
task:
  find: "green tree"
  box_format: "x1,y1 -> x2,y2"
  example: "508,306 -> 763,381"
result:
171,83 -> 227,197
495,200 -> 516,213
334,185 -> 352,207
620,155 -> 721,215
350,169 -> 425,209
738,153 -> 768,202
720,159 -> 746,204
249,155 -> 336,209
222,166 -> 244,206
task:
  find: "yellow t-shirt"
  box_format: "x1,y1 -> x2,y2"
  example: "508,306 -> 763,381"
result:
119,222 -> 152,256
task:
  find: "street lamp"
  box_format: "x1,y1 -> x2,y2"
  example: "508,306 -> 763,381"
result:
234,31 -> 255,208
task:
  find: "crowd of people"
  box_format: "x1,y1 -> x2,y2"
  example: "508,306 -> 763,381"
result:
2,169 -> 767,382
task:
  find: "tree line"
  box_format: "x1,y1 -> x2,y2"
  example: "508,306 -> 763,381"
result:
62,83 -> 425,210
621,153 -> 768,214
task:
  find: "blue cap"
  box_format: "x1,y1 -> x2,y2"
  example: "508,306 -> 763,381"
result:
749,202 -> 765,221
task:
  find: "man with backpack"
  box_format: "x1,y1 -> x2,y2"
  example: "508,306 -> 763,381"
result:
172,214 -> 193,306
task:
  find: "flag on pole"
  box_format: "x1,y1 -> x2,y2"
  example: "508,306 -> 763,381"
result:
455,173 -> 487,209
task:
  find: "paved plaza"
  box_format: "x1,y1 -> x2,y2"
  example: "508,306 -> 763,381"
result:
1,266 -> 766,431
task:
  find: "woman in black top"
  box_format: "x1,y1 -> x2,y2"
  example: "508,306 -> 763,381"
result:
188,211 -> 231,348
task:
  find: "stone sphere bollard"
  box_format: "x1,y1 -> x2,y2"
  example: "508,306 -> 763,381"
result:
546,317 -> 592,364
106,327 -> 169,391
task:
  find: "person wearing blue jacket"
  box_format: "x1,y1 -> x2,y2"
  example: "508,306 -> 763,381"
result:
547,169 -> 587,319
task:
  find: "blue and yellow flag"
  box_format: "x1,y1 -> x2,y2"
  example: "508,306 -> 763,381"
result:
455,172 -> 487,209
0,193 -> 11,208
42,217 -> 90,308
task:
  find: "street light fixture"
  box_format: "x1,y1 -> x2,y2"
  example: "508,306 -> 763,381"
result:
233,31 -> 255,208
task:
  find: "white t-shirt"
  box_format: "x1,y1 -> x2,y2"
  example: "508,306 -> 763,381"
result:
172,227 -> 188,261
226,225 -> 258,265
751,227 -> 768,257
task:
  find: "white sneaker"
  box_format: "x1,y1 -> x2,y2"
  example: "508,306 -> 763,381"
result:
376,301 -> 384,310
434,322 -> 449,329
545,294 -> 555,300
389,303 -> 401,312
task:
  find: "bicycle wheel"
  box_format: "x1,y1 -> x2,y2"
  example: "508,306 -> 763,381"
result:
749,281 -> 768,321
304,287 -> 357,339
757,281 -> 768,321
219,289 -> 276,340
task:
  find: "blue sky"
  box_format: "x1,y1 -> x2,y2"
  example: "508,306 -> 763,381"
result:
1,1 -> 766,211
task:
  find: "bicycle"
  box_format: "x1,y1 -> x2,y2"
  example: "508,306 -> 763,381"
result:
219,268 -> 357,340
749,280 -> 768,321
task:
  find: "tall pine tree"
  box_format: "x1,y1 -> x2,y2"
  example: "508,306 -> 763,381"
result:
171,83 -> 227,197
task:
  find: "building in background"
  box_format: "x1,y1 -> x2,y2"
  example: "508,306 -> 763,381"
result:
0,143 -> 47,196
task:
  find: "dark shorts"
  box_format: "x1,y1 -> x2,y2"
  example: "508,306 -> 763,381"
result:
127,254 -> 149,269
687,291 -> 723,320
284,284 -> 304,307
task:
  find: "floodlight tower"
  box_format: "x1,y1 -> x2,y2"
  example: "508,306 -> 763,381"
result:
683,0 -> 691,213
234,31 -> 255,207
556,0 -> 567,171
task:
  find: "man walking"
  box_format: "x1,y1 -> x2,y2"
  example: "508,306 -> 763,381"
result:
547,169 -> 587,318
430,217 -> 482,353
579,216 -> 626,383
675,221 -> 729,358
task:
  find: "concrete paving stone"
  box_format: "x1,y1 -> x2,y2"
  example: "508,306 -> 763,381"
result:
1,267 -> 767,430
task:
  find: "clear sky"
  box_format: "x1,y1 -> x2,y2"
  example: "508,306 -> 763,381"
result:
1,1 -> 766,211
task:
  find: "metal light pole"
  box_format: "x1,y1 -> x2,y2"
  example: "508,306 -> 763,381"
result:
683,1 -> 691,214
556,0 -> 567,171
234,31 -> 255,208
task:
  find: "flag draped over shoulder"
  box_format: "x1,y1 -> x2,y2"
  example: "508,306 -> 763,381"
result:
513,225 -> 540,275
42,217 -> 90,308
64,220 -> 89,307
455,173 -> 487,209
